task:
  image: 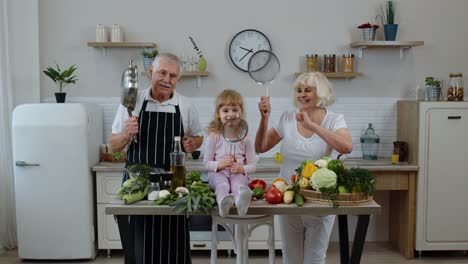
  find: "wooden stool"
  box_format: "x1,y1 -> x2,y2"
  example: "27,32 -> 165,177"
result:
211,215 -> 275,264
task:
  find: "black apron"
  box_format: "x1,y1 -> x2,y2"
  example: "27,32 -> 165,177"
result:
123,98 -> 191,264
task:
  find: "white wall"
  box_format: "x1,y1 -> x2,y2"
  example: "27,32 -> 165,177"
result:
35,0 -> 468,100
7,0 -> 40,106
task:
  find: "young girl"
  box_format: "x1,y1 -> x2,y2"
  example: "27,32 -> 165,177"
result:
203,90 -> 256,217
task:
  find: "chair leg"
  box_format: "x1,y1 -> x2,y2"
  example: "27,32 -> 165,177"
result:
268,220 -> 275,264
211,217 -> 218,264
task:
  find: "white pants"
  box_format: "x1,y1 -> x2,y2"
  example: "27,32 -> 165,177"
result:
278,214 -> 335,264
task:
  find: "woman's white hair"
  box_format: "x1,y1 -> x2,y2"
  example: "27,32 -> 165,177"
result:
151,53 -> 182,71
293,72 -> 335,107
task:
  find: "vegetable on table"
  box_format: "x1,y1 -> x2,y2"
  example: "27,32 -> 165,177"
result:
117,177 -> 149,204
272,178 -> 288,193
283,188 -> 295,204
249,179 -> 267,191
265,185 -> 283,204
294,192 -> 304,207
311,168 -> 337,191
252,187 -> 264,199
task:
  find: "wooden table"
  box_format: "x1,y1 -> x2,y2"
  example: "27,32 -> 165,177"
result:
95,158 -> 418,258
344,160 -> 418,258
106,199 -> 381,264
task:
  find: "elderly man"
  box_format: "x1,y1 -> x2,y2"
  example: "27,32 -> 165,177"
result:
109,53 -> 203,264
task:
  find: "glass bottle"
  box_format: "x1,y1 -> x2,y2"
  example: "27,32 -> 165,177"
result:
360,123 -> 380,160
170,136 -> 186,193
147,172 -> 160,201
447,73 -> 464,101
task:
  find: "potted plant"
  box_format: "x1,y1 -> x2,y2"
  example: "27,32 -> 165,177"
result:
378,1 -> 398,41
189,36 -> 207,72
357,23 -> 379,41
43,64 -> 78,103
425,76 -> 442,101
142,49 -> 158,72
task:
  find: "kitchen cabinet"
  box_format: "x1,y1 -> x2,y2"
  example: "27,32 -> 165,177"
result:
350,41 -> 424,59
397,101 -> 468,252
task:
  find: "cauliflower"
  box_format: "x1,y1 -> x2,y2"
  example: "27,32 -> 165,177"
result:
311,168 -> 337,191
314,157 -> 331,168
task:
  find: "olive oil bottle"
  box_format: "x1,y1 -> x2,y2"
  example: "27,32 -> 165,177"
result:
170,136 -> 186,193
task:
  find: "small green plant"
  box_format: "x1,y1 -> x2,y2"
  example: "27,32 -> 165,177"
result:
425,77 -> 441,88
189,36 -> 204,58
43,64 -> 78,93
142,49 -> 159,59
378,1 -> 396,25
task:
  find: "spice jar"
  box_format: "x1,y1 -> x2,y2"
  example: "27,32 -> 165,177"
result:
342,54 -> 355,73
447,73 -> 464,101
323,54 -> 336,73
306,54 -> 319,72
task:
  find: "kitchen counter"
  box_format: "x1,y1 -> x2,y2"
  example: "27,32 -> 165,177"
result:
93,157 -> 419,258
92,157 -> 418,174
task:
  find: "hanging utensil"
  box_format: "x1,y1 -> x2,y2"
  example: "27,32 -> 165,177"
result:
121,60 -> 139,142
222,118 -> 248,175
247,50 -> 280,97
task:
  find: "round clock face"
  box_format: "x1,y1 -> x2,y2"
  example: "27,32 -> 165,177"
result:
229,29 -> 271,72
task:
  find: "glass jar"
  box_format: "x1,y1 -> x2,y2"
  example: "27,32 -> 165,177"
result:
306,54 -> 319,72
323,54 -> 336,73
447,73 -> 464,101
360,123 -> 380,160
342,54 -> 355,73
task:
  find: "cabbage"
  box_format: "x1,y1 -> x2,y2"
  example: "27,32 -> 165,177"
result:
311,168 -> 337,190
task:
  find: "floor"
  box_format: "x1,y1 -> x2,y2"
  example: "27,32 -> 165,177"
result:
1,243 -> 467,264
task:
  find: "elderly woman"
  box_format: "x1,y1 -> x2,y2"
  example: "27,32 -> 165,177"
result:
255,72 -> 352,264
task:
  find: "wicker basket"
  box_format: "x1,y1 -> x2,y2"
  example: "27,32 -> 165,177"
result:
300,189 -> 373,206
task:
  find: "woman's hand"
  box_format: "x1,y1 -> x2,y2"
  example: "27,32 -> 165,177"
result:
217,155 -> 234,171
124,116 -> 139,138
296,110 -> 317,131
230,162 -> 245,175
258,96 -> 271,119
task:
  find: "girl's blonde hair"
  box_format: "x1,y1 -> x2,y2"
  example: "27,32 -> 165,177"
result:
207,89 -> 245,134
293,72 -> 335,107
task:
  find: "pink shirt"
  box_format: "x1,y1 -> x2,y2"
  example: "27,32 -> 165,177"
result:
203,132 -> 257,176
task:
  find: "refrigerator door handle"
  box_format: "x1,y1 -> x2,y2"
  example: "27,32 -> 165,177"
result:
15,161 -> 40,167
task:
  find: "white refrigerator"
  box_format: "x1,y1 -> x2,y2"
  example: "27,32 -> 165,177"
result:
12,103 -> 103,260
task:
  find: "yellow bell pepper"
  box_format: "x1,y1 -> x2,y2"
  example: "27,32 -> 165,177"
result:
301,163 -> 318,179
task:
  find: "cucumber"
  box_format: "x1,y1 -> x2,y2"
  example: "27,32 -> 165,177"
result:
295,192 -> 304,207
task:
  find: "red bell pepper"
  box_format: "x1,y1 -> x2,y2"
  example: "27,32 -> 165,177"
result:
249,179 -> 267,191
265,185 -> 283,204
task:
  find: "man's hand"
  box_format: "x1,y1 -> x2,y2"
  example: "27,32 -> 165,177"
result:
124,116 -> 138,138
183,136 -> 198,153
230,162 -> 245,175
217,155 -> 234,171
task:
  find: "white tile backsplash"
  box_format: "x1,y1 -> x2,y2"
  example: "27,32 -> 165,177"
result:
51,96 -> 398,158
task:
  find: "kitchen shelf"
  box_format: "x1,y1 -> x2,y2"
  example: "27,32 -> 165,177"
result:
295,72 -> 363,79
141,71 -> 209,88
350,41 -> 424,59
87,41 -> 157,55
87,42 -> 156,48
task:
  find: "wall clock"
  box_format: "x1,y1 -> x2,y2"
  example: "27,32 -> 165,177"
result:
229,29 -> 271,72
